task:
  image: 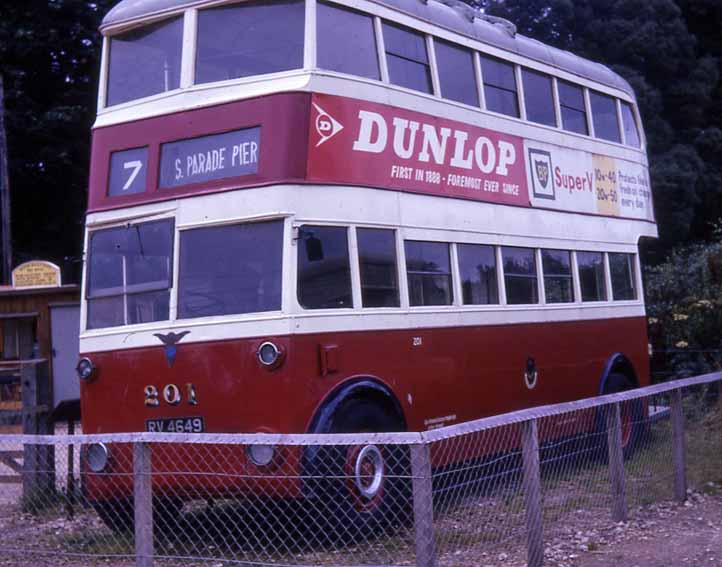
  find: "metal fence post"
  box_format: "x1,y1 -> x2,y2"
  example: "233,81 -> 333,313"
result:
606,403 -> 628,522
521,419 -> 544,567
411,443 -> 435,567
670,388 -> 687,502
133,442 -> 154,567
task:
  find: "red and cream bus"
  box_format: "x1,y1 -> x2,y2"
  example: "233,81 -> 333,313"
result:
79,0 -> 656,528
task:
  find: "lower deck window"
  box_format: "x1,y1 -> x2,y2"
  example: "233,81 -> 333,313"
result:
298,225 -> 352,309
609,253 -> 637,300
578,252 -> 607,302
357,228 -> 400,308
87,220 -> 174,329
542,249 -> 574,303
502,247 -> 538,304
178,220 -> 283,319
458,244 -> 498,304
405,241 -> 452,306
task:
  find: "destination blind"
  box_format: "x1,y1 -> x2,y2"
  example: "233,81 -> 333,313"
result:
159,126 -> 261,189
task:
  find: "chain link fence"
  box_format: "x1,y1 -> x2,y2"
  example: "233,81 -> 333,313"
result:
0,372 -> 719,566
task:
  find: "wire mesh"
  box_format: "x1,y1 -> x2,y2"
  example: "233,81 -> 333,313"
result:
0,374 -> 718,566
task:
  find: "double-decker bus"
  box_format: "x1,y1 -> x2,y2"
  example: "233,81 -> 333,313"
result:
78,0 -> 656,529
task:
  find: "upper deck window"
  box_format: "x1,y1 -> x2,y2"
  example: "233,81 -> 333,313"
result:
317,2 -> 379,80
434,40 -> 478,107
86,220 -> 174,329
479,55 -> 519,118
178,220 -> 283,319
558,81 -> 588,135
196,0 -> 305,85
522,69 -> 556,127
107,17 -> 183,107
621,102 -> 641,147
590,91 -> 621,143
382,22 -> 432,94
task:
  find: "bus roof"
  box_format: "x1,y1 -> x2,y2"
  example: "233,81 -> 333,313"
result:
101,0 -> 634,98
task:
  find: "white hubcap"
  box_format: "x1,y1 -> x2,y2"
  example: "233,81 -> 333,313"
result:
354,445 -> 385,499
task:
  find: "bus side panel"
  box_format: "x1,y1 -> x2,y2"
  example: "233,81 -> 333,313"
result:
80,315 -> 647,501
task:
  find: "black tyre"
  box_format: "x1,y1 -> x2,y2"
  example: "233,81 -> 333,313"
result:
92,497 -> 134,533
304,398 -> 409,541
602,373 -> 643,460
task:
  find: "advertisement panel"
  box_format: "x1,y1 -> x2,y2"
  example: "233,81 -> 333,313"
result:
525,140 -> 654,221
308,93 -> 654,222
307,93 -> 529,207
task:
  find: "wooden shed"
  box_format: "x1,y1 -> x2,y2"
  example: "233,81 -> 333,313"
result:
0,261 -> 80,425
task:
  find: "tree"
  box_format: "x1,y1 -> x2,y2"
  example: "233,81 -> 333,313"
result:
0,1 -> 114,280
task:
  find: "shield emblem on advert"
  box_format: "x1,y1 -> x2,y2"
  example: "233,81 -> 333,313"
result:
528,149 -> 555,200
534,160 -> 549,189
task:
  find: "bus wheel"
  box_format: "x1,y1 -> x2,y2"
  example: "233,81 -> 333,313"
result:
92,498 -> 134,533
313,398 -> 409,541
603,373 -> 643,460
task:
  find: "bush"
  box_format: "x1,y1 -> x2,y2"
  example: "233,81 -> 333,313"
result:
645,222 -> 722,379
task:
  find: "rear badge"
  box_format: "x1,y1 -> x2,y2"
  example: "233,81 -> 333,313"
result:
153,331 -> 191,368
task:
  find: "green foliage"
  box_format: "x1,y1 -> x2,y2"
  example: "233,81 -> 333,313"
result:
645,222 -> 722,376
0,0 -> 115,275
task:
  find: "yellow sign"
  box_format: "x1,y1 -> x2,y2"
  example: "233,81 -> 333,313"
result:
12,261 -> 61,288
593,155 -> 621,217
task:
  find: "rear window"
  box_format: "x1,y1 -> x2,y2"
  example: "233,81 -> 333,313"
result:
87,220 -> 174,329
107,17 -> 183,106
196,0 -> 305,85
609,253 -> 637,300
178,220 -> 284,318
621,102 -> 641,147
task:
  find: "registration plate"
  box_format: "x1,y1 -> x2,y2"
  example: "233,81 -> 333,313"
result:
145,417 -> 205,433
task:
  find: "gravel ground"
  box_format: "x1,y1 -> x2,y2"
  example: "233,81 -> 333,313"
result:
0,489 -> 719,566
477,488 -> 722,567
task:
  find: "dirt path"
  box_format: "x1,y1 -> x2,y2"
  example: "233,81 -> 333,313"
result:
544,490 -> 722,567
